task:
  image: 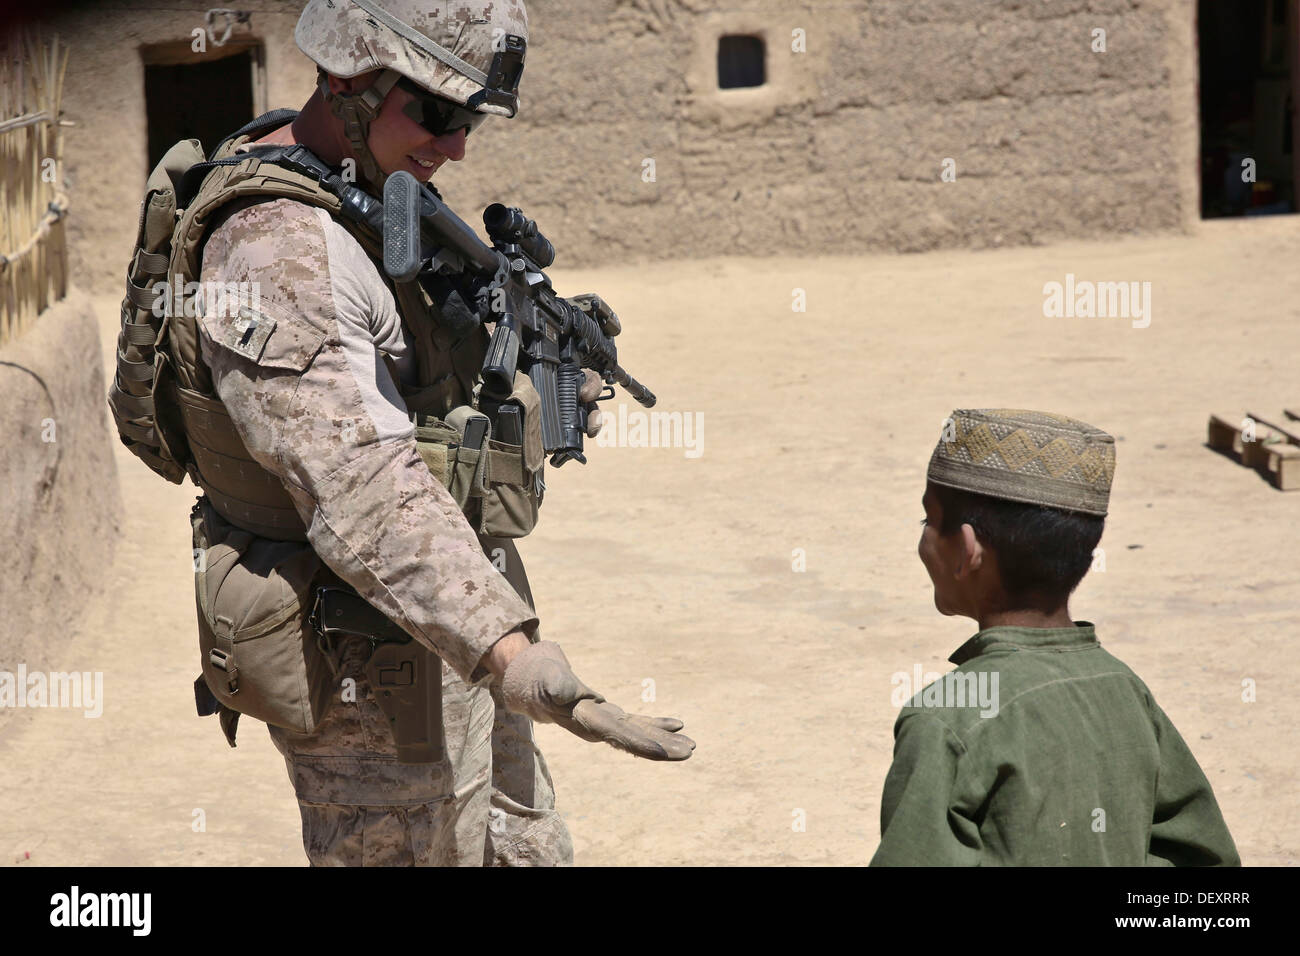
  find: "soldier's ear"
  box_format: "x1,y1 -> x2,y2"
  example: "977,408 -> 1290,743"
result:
325,72 -> 370,95
337,70 -> 386,95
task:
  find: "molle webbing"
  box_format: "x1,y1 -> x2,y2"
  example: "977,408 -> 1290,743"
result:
175,385 -> 308,542
168,146 -> 361,541
109,137 -> 208,485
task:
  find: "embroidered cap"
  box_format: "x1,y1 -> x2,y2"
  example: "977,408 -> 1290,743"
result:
928,409 -> 1116,516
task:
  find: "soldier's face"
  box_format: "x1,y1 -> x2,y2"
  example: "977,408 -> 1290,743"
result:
368,81 -> 468,181
332,71 -> 469,182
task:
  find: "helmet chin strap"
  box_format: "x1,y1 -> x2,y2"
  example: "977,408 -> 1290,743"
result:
319,68 -> 401,192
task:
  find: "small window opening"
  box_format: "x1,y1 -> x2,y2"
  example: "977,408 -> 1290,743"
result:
717,35 -> 765,89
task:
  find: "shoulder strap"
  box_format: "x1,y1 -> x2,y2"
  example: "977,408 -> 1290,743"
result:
175,141 -> 392,231
210,108 -> 299,159
174,108 -> 302,206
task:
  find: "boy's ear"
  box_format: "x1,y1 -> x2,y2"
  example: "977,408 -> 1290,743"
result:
955,523 -> 985,578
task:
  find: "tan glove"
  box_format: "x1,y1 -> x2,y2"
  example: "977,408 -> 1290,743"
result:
579,368 -> 604,438
571,293 -> 616,439
501,641 -> 695,761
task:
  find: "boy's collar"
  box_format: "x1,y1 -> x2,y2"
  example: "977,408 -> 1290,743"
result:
949,621 -> 1098,665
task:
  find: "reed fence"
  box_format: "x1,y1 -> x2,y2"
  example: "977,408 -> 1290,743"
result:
1,28 -> 69,348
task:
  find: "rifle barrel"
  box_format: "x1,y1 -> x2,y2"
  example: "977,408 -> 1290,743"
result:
614,367 -> 656,408
419,188 -> 503,275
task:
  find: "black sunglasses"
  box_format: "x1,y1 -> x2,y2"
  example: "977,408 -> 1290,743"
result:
396,78 -> 489,138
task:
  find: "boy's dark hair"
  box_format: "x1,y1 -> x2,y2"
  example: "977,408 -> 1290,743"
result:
929,482 -> 1104,609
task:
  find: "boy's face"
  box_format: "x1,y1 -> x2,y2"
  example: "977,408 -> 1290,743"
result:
918,484 -> 982,618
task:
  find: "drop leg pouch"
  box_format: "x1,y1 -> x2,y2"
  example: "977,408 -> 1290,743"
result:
191,498 -> 336,736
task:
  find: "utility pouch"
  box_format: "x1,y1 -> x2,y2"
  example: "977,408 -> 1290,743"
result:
444,405 -> 491,510
109,137 -> 206,484
410,370 -> 544,538
191,497 -> 335,741
479,370 -> 546,538
411,414 -> 461,492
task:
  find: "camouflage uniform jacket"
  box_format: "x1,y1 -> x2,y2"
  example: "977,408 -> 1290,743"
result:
197,196 -> 537,681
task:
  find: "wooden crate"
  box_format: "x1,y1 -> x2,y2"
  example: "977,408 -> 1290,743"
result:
1266,443 -> 1300,491
1206,412 -> 1300,491
1206,413 -> 1245,457
1242,435 -> 1276,469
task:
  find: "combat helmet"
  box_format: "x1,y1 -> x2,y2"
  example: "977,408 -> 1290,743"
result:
295,0 -> 528,186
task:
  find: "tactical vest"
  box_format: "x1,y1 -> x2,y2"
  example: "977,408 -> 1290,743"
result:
110,110 -> 544,544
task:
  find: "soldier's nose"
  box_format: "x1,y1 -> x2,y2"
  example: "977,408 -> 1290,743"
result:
431,128 -> 467,162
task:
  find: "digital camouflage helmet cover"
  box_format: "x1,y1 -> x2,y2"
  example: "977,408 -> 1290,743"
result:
295,0 -> 528,185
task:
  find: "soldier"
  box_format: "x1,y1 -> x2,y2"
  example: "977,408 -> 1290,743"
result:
146,0 -> 694,866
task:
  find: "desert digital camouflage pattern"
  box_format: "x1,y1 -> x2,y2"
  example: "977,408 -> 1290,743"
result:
295,0 -> 529,116
199,197 -> 570,865
199,199 -> 536,681
268,538 -> 571,866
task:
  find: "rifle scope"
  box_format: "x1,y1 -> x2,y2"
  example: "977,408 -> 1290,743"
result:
483,203 -> 555,268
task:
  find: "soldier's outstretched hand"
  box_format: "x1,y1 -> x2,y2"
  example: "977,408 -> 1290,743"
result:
501,641 -> 695,761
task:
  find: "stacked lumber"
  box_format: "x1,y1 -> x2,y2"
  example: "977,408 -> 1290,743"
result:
1206,410 -> 1300,491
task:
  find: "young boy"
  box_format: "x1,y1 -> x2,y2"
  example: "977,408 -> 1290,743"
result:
871,409 -> 1239,866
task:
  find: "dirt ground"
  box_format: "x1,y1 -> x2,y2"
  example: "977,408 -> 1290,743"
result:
2,217 -> 1297,866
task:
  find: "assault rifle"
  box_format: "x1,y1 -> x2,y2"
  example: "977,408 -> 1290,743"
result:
251,145 -> 653,467
379,168 -> 657,466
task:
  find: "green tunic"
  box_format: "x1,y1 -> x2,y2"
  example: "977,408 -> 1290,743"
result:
870,624 -> 1239,866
